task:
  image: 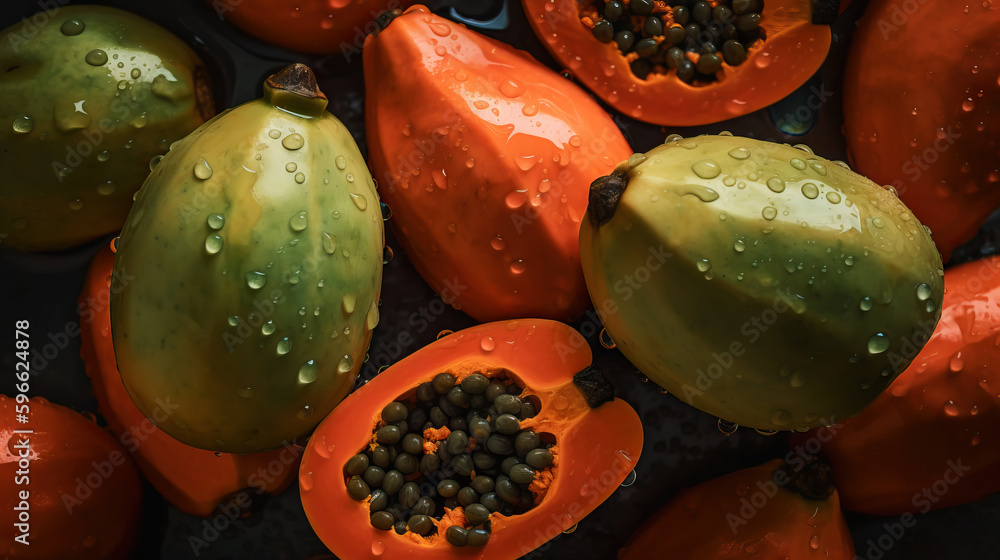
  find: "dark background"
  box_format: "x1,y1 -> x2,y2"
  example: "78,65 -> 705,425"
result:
2,0 -> 999,558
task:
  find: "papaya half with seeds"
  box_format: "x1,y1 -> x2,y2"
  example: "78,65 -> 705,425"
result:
364,5 -> 632,323
618,459 -> 855,559
0,5 -> 213,252
300,320 -> 642,559
522,0 -> 836,126
111,64 -> 383,454
580,135 -> 944,431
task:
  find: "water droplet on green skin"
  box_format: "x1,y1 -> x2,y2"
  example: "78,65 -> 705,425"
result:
335,155 -> 347,170
295,172 -> 306,184
289,211 -> 308,232
298,360 -> 318,384
297,406 -> 313,420
801,183 -> 819,199
85,49 -> 108,66
770,410 -> 790,426
916,283 -> 932,301
227,315 -> 239,326
722,176 -> 737,187
276,337 -> 292,355
261,321 -> 276,336
350,193 -> 368,211
282,133 -> 305,150
194,158 -> 213,180
205,234 -> 224,254
268,129 -> 281,139
337,354 -> 355,373
286,162 -> 297,173
766,177 -> 786,193
808,159 -> 828,176
238,387 -> 254,398
727,147 -> 751,160
131,68 -> 141,79
762,207 -> 777,220
11,115 -> 33,134
691,159 -> 722,179
696,259 -> 711,272
342,294 -> 356,314
322,232 -> 337,254
867,333 -> 890,354
60,19 -> 86,36
207,214 -> 225,229
366,302 -> 380,330
149,154 -> 164,171
825,191 -> 842,204
733,239 -> 746,253
860,297 -> 873,311
245,271 -> 267,290
789,158 -> 807,170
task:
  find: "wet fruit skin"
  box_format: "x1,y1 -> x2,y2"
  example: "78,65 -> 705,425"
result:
111,64 -> 383,454
212,0 -> 412,55
0,5 -> 213,252
794,256 -> 1000,515
521,0 -> 831,126
580,135 -> 944,431
843,0 -> 1000,264
364,5 -> 632,323
0,395 -> 142,560
80,245 -> 298,516
300,319 -> 642,559
617,459 -> 855,559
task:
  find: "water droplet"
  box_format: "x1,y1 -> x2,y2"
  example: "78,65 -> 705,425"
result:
282,133 -> 304,150
797,182 -> 819,200
205,234 -> 224,254
825,191 -> 842,204
285,162 -> 298,173
60,18 -> 86,35
371,540 -> 386,556
319,232 -> 336,254
276,337 -> 292,355
227,315 -> 240,326
809,534 -> 820,550
207,213 -> 225,230
298,360 -> 318,384
766,177 -> 786,193
962,98 -> 975,112
261,321 -> 275,336
490,236 -> 506,251
844,256 -> 854,266
480,336 -> 496,351
268,129 -> 281,139
498,78 -> 524,98
11,115 -> 33,134
860,297 -> 872,311
949,352 -> 964,373
867,333 -> 890,354
428,21 -> 451,36
718,419 -> 739,435
85,49 -> 108,66
382,246 -> 394,264
692,159 -> 721,179
733,239 -> 746,253
808,159 -> 828,175
335,155 -> 347,170
762,207 -> 777,220
297,405 -> 313,421
684,185 -> 719,202
346,172 -> 354,183
790,158 -> 807,170
943,401 -> 960,417
97,150 -> 110,162
510,260 -> 526,274
131,68 -> 141,79
238,386 -> 254,398
722,176 -> 737,187
245,271 -> 267,290
925,299 -> 937,313
342,294 -> 356,315
916,283 -> 932,301
505,190 -> 528,208
366,301 -> 380,330
727,147 -> 750,160
337,354 -> 355,373
289,211 -> 308,232
696,259 -> 711,272
96,181 -> 115,196
193,158 -> 213,180
350,193 -> 368,211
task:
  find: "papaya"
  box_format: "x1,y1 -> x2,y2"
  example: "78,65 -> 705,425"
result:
580,135 -> 944,431
0,5 -> 213,252
111,64 -> 383,453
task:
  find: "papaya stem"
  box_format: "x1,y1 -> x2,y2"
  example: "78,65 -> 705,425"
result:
572,366 -> 615,408
587,160 -> 631,228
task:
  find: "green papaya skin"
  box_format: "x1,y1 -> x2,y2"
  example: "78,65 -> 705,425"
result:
0,5 -> 213,252
111,65 -> 383,453
580,135 -> 944,431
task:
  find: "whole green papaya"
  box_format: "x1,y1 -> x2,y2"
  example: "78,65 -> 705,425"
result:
111,64 -> 383,453
0,5 -> 213,252
580,135 -> 944,431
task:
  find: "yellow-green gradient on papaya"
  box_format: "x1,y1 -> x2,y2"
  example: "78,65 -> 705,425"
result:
111,65 -> 383,453
580,135 -> 943,431
0,5 -> 213,251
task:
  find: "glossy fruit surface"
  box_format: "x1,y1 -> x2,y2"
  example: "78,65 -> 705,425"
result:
0,4 -> 213,251
580,135 -> 944,430
365,5 -> 631,322
0,395 -> 142,559
111,64 -> 383,453
843,0 -> 1000,263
